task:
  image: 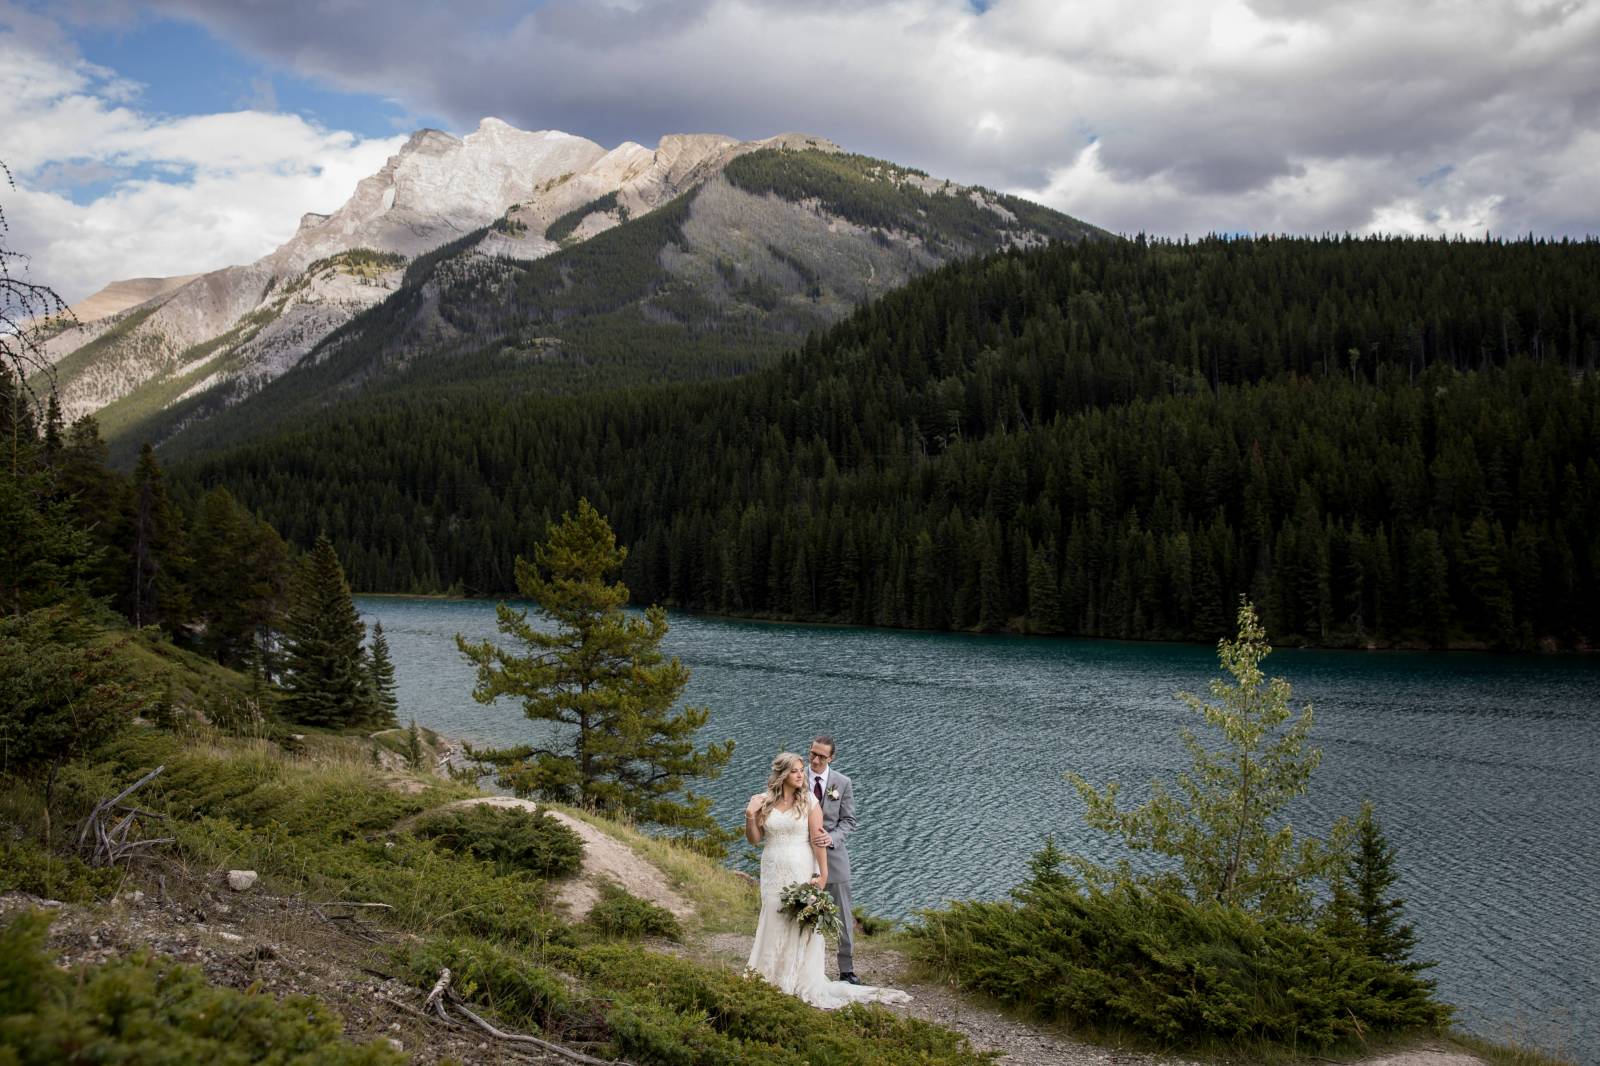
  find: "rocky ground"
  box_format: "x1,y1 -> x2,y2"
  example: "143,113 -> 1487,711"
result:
0,873 -> 558,1065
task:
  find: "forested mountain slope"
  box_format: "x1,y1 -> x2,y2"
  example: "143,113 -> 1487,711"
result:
110,146 -> 1097,462
177,235 -> 1600,649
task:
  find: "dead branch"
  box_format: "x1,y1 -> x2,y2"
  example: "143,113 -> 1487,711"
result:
424,968 -> 635,1066
78,765 -> 173,867
424,968 -> 453,1014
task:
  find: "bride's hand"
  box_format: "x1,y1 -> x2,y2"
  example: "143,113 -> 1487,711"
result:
745,793 -> 766,817
811,874 -> 827,889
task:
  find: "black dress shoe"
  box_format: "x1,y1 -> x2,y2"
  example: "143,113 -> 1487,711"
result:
839,971 -> 862,985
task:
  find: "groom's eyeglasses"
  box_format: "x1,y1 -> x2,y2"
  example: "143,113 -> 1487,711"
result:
808,750 -> 831,761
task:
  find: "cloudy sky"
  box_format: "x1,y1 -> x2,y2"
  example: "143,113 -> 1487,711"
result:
4,0 -> 1597,303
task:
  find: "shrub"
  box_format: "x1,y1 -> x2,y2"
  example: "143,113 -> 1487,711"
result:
0,910 -> 405,1064
604,993 -> 807,1066
396,936 -> 574,1035
585,881 -> 681,941
0,608 -> 145,785
908,846 -> 1450,1051
177,815 -> 567,947
98,731 -> 450,838
561,943 -> 989,1065
0,840 -> 121,902
95,732 -> 566,946
852,906 -> 895,937
413,804 -> 585,879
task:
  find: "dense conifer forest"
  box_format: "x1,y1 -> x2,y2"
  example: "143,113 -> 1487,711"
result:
176,235 -> 1600,649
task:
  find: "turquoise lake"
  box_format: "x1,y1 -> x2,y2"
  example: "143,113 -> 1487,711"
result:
358,596 -> 1600,1063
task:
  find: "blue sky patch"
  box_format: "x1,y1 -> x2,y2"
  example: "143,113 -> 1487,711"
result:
75,13 -> 426,139
1416,164 -> 1455,187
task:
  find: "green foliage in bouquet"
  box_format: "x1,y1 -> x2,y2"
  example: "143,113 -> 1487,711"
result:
779,880 -> 844,938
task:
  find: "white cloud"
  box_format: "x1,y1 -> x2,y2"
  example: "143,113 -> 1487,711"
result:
0,27 -> 403,303
144,0 -> 1596,239
6,0 -> 1598,307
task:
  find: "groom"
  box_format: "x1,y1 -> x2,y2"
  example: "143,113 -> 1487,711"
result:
806,734 -> 860,984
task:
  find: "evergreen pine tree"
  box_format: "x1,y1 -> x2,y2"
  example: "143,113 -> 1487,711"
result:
1346,801 -> 1426,971
127,444 -> 190,631
404,718 -> 423,770
1026,540 -> 1062,633
365,619 -> 400,729
280,534 -> 368,728
457,499 -> 735,848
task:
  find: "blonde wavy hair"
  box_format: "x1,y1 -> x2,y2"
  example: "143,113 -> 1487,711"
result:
755,751 -> 811,830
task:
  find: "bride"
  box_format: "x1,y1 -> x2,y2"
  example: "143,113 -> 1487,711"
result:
743,752 -> 910,1009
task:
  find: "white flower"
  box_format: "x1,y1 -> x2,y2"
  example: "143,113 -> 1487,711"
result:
828,786 -> 840,800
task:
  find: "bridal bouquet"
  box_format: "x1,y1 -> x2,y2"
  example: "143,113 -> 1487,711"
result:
779,881 -> 844,937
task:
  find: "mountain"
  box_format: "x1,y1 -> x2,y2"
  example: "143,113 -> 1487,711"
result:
58,274 -> 203,326
175,235 -> 1600,648
41,118 -> 1100,455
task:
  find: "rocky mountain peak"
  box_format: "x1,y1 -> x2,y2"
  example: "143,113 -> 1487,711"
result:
44,118 -> 1093,434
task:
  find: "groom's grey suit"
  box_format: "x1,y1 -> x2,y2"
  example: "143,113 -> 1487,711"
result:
816,769 -> 858,976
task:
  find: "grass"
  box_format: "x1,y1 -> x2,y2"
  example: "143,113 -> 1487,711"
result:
1448,1029 -> 1579,1066
369,722 -> 446,765
94,625 -> 268,726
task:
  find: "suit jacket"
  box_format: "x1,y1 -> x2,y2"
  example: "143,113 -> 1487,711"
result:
816,769 -> 857,885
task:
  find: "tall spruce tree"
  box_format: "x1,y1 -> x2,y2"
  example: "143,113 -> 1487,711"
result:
55,416 -> 128,603
364,620 -> 399,730
127,443 -> 190,631
456,499 -> 735,848
281,533 -> 368,728
1071,598 -> 1346,918
1326,801 -> 1427,971
187,486 -> 291,669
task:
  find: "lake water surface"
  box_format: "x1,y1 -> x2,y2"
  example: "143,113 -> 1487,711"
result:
359,596 -> 1600,1063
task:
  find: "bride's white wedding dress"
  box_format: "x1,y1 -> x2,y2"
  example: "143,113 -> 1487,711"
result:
745,804 -> 910,1009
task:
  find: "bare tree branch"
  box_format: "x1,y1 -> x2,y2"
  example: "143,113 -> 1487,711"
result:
0,160 -> 75,410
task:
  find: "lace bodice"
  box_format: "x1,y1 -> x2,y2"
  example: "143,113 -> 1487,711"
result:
759,804 -> 817,899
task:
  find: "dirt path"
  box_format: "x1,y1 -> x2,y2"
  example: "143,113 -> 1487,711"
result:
398,796 -> 694,922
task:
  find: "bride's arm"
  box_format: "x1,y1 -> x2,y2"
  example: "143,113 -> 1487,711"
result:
744,793 -> 765,845
808,804 -> 828,887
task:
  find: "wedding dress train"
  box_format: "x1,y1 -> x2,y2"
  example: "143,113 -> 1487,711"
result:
745,804 -> 910,1009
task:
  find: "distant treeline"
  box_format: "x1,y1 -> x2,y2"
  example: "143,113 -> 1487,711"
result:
179,235 -> 1600,649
